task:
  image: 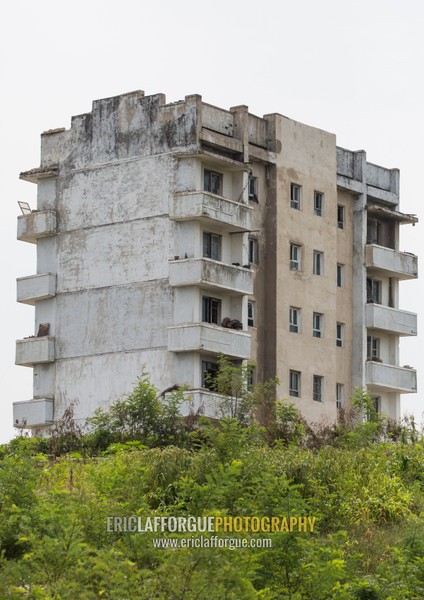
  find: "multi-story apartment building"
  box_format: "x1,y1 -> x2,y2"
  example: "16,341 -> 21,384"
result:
14,90 -> 418,434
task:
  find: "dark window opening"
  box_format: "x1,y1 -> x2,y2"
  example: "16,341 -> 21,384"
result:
202,361 -> 219,389
367,277 -> 382,304
313,375 -> 323,402
289,370 -> 301,397
337,205 -> 345,229
203,232 -> 221,261
248,301 -> 256,327
248,176 -> 258,202
314,191 -> 323,216
204,169 -> 223,195
249,237 -> 258,264
202,297 -> 221,325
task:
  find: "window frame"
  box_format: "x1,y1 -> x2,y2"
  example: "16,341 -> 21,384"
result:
248,175 -> 258,202
289,370 -> 301,397
290,243 -> 302,271
367,335 -> 381,360
248,301 -> 256,327
313,312 -> 323,338
290,183 -> 302,210
202,296 -> 221,325
336,383 -> 344,409
289,306 -> 301,333
337,204 -> 345,229
313,375 -> 324,402
313,250 -> 324,276
336,322 -> 344,347
203,231 -> 222,261
367,277 -> 382,304
248,236 -> 259,265
204,169 -> 223,196
202,360 -> 219,389
336,263 -> 345,288
314,191 -> 324,216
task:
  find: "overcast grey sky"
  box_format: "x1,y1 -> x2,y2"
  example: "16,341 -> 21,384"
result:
1,0 -> 422,443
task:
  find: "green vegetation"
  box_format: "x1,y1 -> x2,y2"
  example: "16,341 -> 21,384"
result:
0,368 -> 423,599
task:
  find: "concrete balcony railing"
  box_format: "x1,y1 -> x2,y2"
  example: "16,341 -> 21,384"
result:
169,258 -> 253,295
366,361 -> 417,394
365,244 -> 418,279
17,210 -> 57,243
167,323 -> 251,359
165,389 -> 229,420
17,273 -> 56,305
365,304 -> 417,336
15,337 -> 55,366
170,192 -> 253,232
13,398 -> 54,428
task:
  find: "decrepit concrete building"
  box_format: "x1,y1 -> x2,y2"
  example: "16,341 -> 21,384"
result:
13,89 -> 418,433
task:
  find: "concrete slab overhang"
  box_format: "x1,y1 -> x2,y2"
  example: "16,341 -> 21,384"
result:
365,304 -> 417,336
367,205 -> 418,225
170,192 -> 253,232
165,389 -> 231,420
366,361 -> 417,394
169,258 -> 253,295
365,245 -> 418,280
15,337 -> 55,366
13,398 -> 54,428
17,273 -> 57,305
167,323 -> 251,360
17,210 -> 57,243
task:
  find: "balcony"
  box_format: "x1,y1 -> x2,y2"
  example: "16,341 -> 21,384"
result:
13,398 -> 54,428
17,209 -> 57,243
165,389 -> 227,420
15,337 -> 55,366
365,304 -> 417,336
366,361 -> 417,394
167,323 -> 251,359
169,258 -> 253,295
365,245 -> 418,279
170,192 -> 253,232
17,273 -> 56,305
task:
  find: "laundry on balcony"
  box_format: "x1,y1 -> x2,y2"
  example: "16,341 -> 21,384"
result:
221,317 -> 243,330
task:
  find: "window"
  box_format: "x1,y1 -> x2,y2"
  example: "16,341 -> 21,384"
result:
248,301 -> 256,327
313,251 -> 324,275
337,205 -> 345,229
289,370 -> 301,397
202,296 -> 221,325
313,375 -> 323,402
367,219 -> 381,245
336,322 -> 344,347
290,243 -> 301,271
336,264 -> 345,288
290,307 -> 301,333
202,361 -> 218,389
313,312 -> 323,338
203,232 -> 221,261
373,396 -> 381,414
247,366 -> 256,387
248,237 -> 259,264
367,335 -> 380,360
336,383 -> 344,409
367,277 -> 382,304
204,169 -> 223,195
314,191 -> 323,216
290,183 -> 302,209
248,176 -> 258,202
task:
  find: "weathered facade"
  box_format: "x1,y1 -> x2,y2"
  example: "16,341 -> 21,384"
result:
14,90 -> 418,433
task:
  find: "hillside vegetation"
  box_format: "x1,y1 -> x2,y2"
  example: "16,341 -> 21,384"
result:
1,371 -> 423,599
